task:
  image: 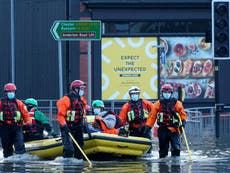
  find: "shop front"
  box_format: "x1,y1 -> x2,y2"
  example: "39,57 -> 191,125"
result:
82,0 -> 215,107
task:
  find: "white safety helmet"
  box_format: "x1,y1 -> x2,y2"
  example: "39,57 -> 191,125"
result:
128,86 -> 141,94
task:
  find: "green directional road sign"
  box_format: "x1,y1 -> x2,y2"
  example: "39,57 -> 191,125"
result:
50,20 -> 101,41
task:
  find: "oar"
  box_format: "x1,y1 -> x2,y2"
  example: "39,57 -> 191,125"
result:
178,116 -> 193,162
68,132 -> 93,167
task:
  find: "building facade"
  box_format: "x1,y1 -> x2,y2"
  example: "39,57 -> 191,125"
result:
1,0 -> 230,107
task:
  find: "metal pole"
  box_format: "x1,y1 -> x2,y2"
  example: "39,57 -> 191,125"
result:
153,45 -> 166,82
215,60 -> 220,137
88,41 -> 92,106
10,0 -> 15,83
49,100 -> 53,123
160,47 -> 167,83
65,0 -> 70,93
58,41 -> 63,98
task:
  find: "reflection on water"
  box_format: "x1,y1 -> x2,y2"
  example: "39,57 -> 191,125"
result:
0,137 -> 230,173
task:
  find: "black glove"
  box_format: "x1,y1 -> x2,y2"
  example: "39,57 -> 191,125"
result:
27,124 -> 33,131
52,133 -> 59,138
181,120 -> 186,128
118,127 -> 127,137
27,125 -> 34,137
179,120 -> 186,133
43,123 -> 52,132
143,126 -> 151,138
48,130 -> 59,138
61,125 -> 70,133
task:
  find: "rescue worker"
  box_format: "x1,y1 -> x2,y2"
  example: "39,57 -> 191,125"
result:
0,83 -> 31,158
91,100 -> 123,134
23,98 -> 57,142
119,86 -> 154,139
143,84 -> 188,158
56,80 -> 87,159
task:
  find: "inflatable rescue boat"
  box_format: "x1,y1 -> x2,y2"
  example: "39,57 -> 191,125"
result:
25,132 -> 152,160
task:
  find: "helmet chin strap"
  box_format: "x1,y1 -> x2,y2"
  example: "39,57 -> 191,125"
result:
72,88 -> 80,96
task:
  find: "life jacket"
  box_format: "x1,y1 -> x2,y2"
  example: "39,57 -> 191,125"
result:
0,98 -> 22,125
93,116 -> 118,134
66,93 -> 85,125
157,98 -> 180,127
23,108 -> 41,134
126,99 -> 149,129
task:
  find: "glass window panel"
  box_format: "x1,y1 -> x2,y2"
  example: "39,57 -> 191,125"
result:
130,22 -> 159,33
104,21 -> 211,34
188,20 -> 211,32
104,22 -> 129,33
159,21 -> 187,33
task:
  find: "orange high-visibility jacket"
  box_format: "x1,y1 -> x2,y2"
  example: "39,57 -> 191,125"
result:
56,95 -> 87,126
119,99 -> 154,128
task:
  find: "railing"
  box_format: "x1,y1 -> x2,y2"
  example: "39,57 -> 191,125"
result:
185,107 -> 216,137
216,105 -> 230,137
185,106 -> 230,137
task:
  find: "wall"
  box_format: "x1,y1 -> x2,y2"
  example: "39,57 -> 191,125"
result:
0,0 -> 80,99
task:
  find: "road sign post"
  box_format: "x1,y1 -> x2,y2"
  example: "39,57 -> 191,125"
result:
50,20 -> 101,104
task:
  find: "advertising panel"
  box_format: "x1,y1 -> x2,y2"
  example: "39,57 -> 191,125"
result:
102,37 -> 158,100
160,36 -> 215,100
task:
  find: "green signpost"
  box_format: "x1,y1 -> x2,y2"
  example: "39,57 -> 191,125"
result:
50,20 -> 101,105
50,20 -> 101,41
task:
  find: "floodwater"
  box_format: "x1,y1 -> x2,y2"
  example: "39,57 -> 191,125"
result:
0,136 -> 229,173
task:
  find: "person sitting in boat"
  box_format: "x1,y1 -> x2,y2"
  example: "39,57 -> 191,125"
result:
90,100 -> 124,134
92,100 -> 123,128
119,86 -> 155,139
23,98 -> 58,142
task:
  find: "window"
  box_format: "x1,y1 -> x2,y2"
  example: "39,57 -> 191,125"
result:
104,22 -> 129,33
130,22 -> 159,33
103,20 -> 210,34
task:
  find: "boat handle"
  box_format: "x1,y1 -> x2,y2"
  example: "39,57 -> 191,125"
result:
117,145 -> 128,148
55,138 -> 62,141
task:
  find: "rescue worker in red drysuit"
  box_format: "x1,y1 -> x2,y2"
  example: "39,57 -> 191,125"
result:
144,84 -> 188,158
0,83 -> 31,158
119,86 -> 154,139
57,80 -> 87,159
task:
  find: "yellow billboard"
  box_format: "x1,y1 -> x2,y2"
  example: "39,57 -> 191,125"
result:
102,37 -> 158,100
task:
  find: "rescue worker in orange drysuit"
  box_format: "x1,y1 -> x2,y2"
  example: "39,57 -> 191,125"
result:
57,80 -> 87,159
119,86 -> 154,139
144,84 -> 188,158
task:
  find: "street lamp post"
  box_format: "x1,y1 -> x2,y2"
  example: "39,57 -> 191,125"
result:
11,0 -> 15,83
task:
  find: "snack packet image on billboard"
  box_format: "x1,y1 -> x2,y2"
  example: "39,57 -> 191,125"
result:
159,36 -> 214,100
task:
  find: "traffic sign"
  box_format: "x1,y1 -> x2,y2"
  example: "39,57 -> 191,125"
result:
50,20 -> 101,41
